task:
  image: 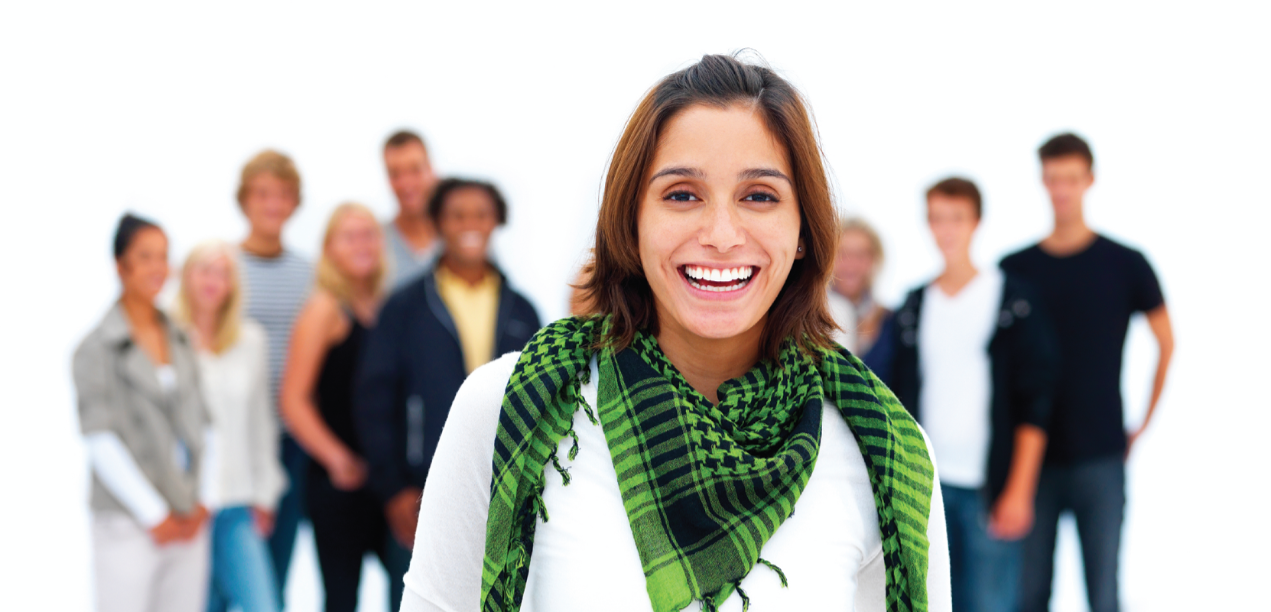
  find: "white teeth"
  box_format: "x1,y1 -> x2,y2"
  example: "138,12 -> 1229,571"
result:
682,265 -> 756,290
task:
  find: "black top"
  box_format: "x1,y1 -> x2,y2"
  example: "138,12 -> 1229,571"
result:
354,267 -> 542,503
887,274 -> 1059,505
1000,235 -> 1164,464
314,313 -> 368,477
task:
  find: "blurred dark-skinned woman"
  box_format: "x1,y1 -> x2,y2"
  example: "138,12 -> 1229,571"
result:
74,213 -> 214,612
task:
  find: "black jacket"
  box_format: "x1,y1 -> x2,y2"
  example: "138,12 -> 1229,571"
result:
354,268 -> 542,503
887,273 -> 1059,506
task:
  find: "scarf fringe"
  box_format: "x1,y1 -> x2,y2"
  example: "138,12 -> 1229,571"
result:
757,558 -> 788,588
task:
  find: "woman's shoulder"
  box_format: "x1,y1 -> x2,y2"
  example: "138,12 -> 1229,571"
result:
448,351 -> 521,439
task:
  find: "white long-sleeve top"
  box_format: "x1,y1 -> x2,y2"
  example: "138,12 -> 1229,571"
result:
402,352 -> 951,612
196,321 -> 287,510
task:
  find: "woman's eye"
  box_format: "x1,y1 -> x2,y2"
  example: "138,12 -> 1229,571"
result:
743,192 -> 779,203
666,191 -> 698,202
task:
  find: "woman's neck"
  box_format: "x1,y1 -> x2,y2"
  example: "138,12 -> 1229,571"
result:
241,231 -> 284,258
190,308 -> 220,351
120,292 -> 158,329
441,256 -> 489,286
655,316 -> 764,405
345,279 -> 379,324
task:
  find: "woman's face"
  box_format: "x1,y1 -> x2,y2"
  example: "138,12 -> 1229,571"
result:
185,252 -> 233,316
438,187 -> 499,268
327,211 -> 383,282
638,103 -> 803,342
832,229 -> 876,300
117,227 -> 170,302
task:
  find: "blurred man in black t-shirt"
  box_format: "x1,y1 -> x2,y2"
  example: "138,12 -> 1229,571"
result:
1001,133 -> 1174,612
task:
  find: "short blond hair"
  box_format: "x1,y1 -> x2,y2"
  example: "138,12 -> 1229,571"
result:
173,240 -> 244,354
236,149 -> 302,207
316,203 -> 386,305
840,216 -> 886,275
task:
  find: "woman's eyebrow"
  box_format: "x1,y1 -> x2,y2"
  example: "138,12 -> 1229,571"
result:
649,166 -> 706,183
739,168 -> 792,183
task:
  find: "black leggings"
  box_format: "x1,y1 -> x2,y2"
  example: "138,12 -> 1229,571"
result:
307,470 -> 409,612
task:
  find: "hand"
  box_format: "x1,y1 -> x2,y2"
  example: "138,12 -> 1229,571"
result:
988,487 -> 1035,541
327,448 -> 368,491
149,513 -> 186,545
385,487 -> 422,549
177,504 -> 210,541
252,507 -> 275,537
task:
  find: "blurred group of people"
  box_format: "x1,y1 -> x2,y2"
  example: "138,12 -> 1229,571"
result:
73,127 -> 1172,612
74,131 -> 541,612
820,134 -> 1174,612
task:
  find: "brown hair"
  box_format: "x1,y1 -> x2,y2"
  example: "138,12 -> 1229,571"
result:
579,54 -> 839,361
384,129 -> 428,153
1038,132 -> 1093,169
926,177 -> 983,219
236,149 -> 302,208
427,177 -> 508,226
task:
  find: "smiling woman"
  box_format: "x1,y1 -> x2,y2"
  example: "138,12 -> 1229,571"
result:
402,54 -> 951,612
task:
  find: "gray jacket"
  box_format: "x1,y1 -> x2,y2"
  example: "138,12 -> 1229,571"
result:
73,302 -> 209,516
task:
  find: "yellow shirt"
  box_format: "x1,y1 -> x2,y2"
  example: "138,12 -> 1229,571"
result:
435,265 -> 502,374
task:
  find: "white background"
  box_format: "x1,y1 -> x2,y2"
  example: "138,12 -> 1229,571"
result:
2,1 -> 1269,610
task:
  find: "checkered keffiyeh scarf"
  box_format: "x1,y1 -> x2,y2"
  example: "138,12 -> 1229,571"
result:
480,316 -> 934,612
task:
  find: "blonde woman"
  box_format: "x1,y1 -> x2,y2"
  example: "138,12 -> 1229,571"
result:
174,241 -> 287,612
279,203 -> 399,612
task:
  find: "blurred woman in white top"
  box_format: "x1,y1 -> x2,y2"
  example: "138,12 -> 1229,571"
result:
174,240 -> 287,612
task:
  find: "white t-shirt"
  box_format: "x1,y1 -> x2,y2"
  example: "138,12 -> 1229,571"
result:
401,352 -> 951,612
917,269 -> 1003,489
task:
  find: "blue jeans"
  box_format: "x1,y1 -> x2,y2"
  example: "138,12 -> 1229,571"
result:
942,484 -> 1021,612
1020,457 -> 1125,612
268,434 -> 310,607
207,506 -> 279,612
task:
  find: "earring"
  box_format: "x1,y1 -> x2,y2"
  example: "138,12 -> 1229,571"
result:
797,246 -> 803,252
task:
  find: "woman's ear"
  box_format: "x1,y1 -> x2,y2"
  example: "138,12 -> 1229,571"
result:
795,238 -> 807,260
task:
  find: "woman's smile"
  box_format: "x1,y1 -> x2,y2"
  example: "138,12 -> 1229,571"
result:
679,264 -> 758,295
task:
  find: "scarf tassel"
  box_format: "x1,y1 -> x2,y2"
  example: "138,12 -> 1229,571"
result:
757,558 -> 788,588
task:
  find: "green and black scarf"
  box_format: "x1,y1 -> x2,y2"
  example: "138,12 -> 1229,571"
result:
481,316 -> 934,612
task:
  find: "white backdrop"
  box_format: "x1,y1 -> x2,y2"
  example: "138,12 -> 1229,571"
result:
2,2 -> 1268,610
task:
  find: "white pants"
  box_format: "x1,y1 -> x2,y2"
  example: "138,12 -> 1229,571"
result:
92,512 -> 210,612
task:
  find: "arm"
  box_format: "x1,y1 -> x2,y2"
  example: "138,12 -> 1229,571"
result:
400,354 -> 518,612
280,292 -> 366,491
246,326 -> 287,533
988,425 -> 1046,540
1127,305 -> 1174,455
922,431 -> 951,612
989,282 -> 1057,539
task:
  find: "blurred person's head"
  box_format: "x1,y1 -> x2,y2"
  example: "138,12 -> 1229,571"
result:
173,241 -> 243,353
832,218 -> 884,303
237,150 -> 302,240
384,130 -> 438,219
925,177 -> 982,263
578,53 -> 838,360
114,213 -> 169,303
316,203 -> 386,304
428,178 -> 507,272
1038,133 -> 1094,225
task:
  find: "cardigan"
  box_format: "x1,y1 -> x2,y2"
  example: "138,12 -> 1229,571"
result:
886,273 -> 1059,505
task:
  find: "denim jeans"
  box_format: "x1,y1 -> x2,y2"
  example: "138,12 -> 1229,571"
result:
207,506 -> 279,612
1020,457 -> 1125,612
942,484 -> 1021,612
268,434 -> 310,608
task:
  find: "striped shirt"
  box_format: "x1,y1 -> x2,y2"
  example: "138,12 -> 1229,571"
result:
238,249 -> 312,418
